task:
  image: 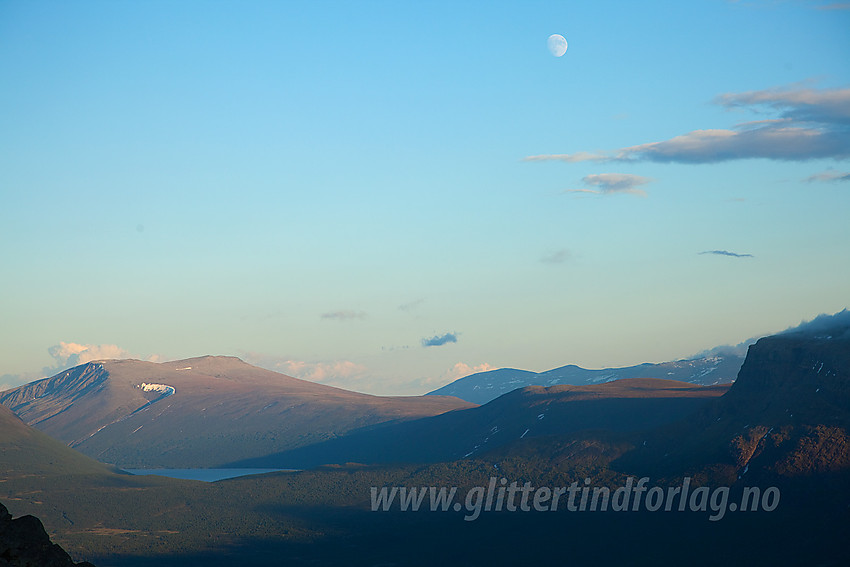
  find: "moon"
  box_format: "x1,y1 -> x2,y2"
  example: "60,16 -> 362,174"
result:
547,34 -> 568,57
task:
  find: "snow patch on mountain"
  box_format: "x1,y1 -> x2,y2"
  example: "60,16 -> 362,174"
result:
139,383 -> 176,396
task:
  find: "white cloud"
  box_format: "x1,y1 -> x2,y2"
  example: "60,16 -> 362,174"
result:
47,342 -> 132,367
693,337 -> 758,358
1,342 -> 156,391
442,362 -> 495,383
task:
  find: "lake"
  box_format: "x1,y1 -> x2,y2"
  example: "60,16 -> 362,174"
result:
123,468 -> 295,482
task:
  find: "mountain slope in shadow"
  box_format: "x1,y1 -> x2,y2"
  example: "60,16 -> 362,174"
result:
230,378 -> 729,468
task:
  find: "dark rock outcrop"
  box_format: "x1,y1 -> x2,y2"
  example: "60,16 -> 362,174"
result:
0,502 -> 95,567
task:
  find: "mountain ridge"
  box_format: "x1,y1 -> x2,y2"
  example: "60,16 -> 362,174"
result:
427,353 -> 745,404
0,356 -> 473,468
0,321 -> 848,566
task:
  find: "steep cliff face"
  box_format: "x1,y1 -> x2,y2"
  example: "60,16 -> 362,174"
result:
615,330 -> 850,482
723,332 -> 850,479
725,333 -> 850,418
0,503 -> 95,567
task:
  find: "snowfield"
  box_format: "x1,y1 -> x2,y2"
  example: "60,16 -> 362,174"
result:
139,383 -> 176,396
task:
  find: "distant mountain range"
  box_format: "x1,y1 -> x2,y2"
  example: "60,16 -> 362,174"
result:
0,315 -> 847,566
236,320 -> 849,476
0,356 -> 472,468
427,353 -> 745,404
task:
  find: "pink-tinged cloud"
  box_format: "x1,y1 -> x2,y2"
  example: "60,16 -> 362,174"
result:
276,359 -> 368,384
443,362 -> 495,383
714,86 -> 850,127
48,342 -> 132,366
564,173 -> 652,197
239,351 -> 369,389
1,342 -> 160,392
525,85 -> 850,164
804,169 -> 850,183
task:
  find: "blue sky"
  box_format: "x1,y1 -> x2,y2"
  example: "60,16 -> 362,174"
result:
2,0 -> 848,394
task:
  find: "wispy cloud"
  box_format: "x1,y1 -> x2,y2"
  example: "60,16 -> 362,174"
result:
421,332 -> 458,347
714,86 -> 850,124
240,350 -> 369,390
525,85 -> 850,164
565,173 -> 652,197
239,351 -> 375,392
276,359 -> 367,385
816,3 -> 850,11
320,310 -> 368,321
394,362 -> 497,394
804,169 -> 850,183
525,151 -> 608,163
780,308 -> 850,338
0,375 -> 26,392
242,350 -> 470,395
689,306 -> 847,354
541,249 -> 571,264
699,250 -> 754,258
398,298 -> 425,312
693,336 -> 758,359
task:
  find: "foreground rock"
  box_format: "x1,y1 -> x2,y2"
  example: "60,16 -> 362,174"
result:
0,502 -> 95,567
